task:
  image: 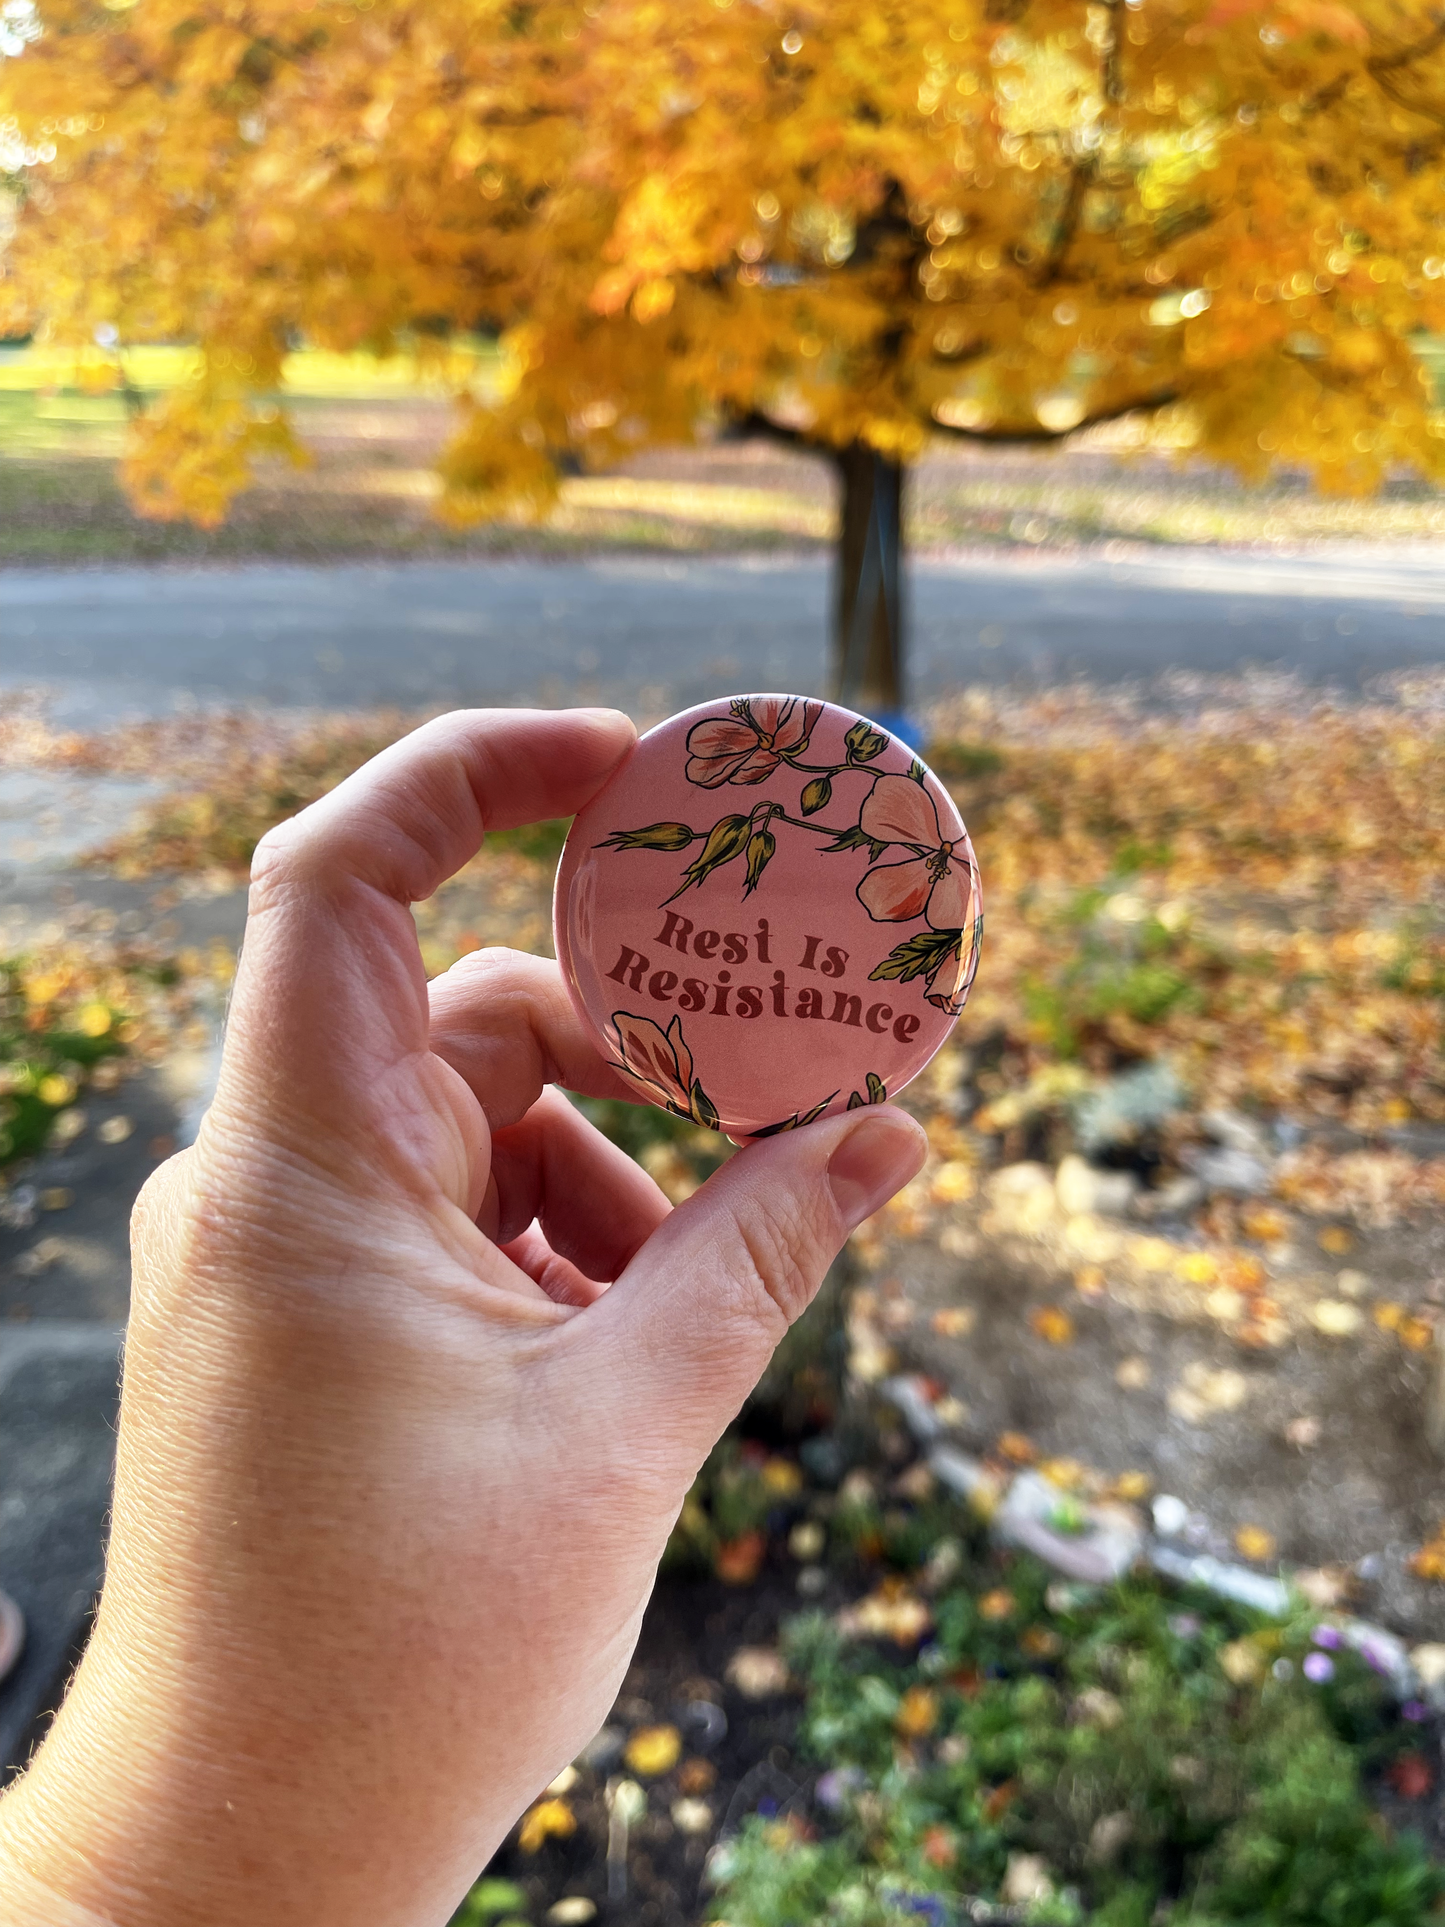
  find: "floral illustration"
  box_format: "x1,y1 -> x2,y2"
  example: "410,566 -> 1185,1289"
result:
599,700 -> 983,1032
868,922 -> 982,1018
750,1092 -> 839,1137
685,696 -> 823,787
847,1073 -> 888,1111
610,1010 -> 719,1129
854,773 -> 979,932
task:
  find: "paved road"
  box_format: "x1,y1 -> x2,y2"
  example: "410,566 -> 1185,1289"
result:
4,546 -> 1445,723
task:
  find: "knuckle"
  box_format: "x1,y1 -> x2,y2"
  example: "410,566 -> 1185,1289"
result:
731,1193 -> 821,1332
248,817 -> 306,907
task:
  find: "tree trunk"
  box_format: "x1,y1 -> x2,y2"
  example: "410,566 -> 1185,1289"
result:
833,442 -> 905,721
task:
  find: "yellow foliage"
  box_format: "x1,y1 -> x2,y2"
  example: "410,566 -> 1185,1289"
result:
516,1797 -> 576,1853
5,1 -> 1445,519
623,1724 -> 683,1777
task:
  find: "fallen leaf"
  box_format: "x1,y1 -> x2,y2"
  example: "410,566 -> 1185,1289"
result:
1311,1299 -> 1362,1336
895,1685 -> 938,1737
1234,1524 -> 1276,1561
1318,1225 -> 1354,1254
1112,1470 -> 1152,1501
1176,1251 -> 1219,1285
931,1159 -> 975,1203
998,1431 -> 1037,1463
714,1530 -> 766,1585
982,1779 -> 1018,1822
761,1457 -> 804,1495
838,1582 -> 933,1646
624,1725 -> 682,1777
726,1647 -> 790,1698
921,1825 -> 957,1867
931,1306 -> 976,1338
1039,1457 -> 1085,1489
677,1757 -> 717,1795
1020,1626 -> 1062,1658
1029,1306 -> 1075,1345
518,1797 -> 576,1853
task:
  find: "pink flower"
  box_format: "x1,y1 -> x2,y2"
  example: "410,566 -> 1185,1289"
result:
610,1011 -> 718,1127
685,697 -> 822,788
856,773 -> 978,931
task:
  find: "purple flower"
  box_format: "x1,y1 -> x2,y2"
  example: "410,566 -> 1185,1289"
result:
1168,1614 -> 1202,1639
1403,1700 -> 1430,1723
1360,1643 -> 1390,1677
814,1768 -> 867,1813
1303,1652 -> 1335,1683
1312,1625 -> 1342,1650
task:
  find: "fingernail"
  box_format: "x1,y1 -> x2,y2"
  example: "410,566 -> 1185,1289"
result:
827,1113 -> 927,1228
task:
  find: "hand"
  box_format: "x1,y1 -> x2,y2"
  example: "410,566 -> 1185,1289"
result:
0,709 -> 926,1927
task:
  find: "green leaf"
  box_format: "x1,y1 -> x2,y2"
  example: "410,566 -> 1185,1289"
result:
822,824 -> 889,861
845,719 -> 889,763
800,775 -> 832,815
751,1092 -> 838,1136
597,820 -> 696,852
456,1879 -> 529,1924
907,757 -> 926,783
868,930 -> 961,985
848,1072 -> 888,1109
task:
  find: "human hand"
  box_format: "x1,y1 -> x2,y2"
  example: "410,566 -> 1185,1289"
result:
0,709 -> 926,1927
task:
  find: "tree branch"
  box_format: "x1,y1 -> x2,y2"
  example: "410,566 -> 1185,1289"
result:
1032,159 -> 1090,289
1372,65 -> 1445,128
928,387 -> 1180,445
728,409 -> 815,451
1370,13 -> 1445,76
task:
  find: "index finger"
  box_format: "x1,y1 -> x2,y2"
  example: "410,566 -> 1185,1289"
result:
217,708 -> 636,1136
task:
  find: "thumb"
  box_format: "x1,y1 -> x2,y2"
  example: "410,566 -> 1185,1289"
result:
583,1107 -> 927,1474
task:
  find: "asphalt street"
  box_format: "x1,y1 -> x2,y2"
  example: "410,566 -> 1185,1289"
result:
4,546 -> 1445,723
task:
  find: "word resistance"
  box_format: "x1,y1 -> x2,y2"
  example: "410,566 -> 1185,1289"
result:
605,913 -> 922,1045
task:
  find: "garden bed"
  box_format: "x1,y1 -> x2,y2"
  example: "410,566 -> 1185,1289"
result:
460,1422 -> 1445,1927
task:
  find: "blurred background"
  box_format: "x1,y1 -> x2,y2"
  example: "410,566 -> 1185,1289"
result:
4,3 -> 1445,1922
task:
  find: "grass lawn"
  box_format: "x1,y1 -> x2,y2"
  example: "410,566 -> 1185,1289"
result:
7,341 -> 1445,565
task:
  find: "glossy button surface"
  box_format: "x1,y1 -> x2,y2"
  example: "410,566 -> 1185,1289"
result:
554,694 -> 983,1139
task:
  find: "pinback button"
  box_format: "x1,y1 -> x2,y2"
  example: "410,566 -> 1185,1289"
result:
553,694 -> 984,1141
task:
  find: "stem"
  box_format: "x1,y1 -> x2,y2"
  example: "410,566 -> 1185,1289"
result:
782,756 -> 884,777
773,812 -> 860,836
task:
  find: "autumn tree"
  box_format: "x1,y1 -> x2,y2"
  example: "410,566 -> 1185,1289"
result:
6,0 -> 1445,713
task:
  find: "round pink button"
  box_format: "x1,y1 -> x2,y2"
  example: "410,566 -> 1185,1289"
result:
554,695 -> 983,1139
